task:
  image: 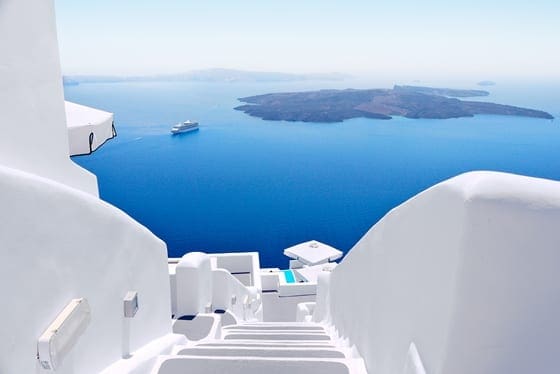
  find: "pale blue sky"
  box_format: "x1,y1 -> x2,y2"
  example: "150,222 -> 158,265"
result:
55,0 -> 560,79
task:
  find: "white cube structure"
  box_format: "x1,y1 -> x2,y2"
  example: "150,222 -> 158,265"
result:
175,252 -> 212,317
65,101 -> 115,156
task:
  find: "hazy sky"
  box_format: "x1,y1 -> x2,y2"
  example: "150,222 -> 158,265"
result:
55,0 -> 560,79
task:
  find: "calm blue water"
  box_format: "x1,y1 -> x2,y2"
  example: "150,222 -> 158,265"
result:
66,80 -> 560,267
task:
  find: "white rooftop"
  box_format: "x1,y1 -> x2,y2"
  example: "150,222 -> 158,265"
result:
294,263 -> 337,283
65,101 -> 115,156
283,240 -> 343,266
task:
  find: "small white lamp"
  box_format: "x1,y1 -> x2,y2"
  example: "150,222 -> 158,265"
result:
37,298 -> 91,370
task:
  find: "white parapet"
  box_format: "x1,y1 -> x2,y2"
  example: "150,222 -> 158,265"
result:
312,271 -> 331,323
324,171 -> 560,374
210,252 -> 262,291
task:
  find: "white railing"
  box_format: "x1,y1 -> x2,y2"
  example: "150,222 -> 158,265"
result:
212,268 -> 262,322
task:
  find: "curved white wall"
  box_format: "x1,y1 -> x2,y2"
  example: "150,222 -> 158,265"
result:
0,0 -> 98,195
0,165 -> 172,374
327,171 -> 560,374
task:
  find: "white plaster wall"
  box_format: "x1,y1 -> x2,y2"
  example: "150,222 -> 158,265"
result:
0,165 -> 172,374
211,252 -> 263,291
440,173 -> 560,374
327,171 -> 560,374
212,253 -> 256,274
262,293 -> 316,322
0,0 -> 98,195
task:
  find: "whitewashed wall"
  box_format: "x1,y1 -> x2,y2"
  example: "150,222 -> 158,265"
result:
0,0 -> 98,195
0,165 -> 173,374
327,171 -> 560,374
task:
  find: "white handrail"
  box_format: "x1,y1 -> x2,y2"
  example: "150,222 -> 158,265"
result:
212,268 -> 262,322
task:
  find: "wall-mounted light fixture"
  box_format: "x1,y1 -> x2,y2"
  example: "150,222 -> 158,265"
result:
122,291 -> 138,359
123,291 -> 138,318
37,298 -> 91,370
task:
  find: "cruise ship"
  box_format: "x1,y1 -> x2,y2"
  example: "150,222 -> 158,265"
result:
2,1 -> 560,374
171,120 -> 199,135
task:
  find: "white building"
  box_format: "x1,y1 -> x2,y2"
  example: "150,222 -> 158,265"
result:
1,1 -> 560,373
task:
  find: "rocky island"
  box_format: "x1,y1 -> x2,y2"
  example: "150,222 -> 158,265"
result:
234,85 -> 553,122
477,80 -> 497,86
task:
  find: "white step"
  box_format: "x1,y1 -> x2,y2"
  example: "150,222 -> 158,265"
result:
234,322 -> 323,329
223,332 -> 331,341
175,346 -> 346,358
198,340 -> 336,348
154,356 -> 359,374
224,328 -> 326,334
224,324 -> 324,332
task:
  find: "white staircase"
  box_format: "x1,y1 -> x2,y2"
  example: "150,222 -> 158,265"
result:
157,253 -> 366,373
154,320 -> 367,374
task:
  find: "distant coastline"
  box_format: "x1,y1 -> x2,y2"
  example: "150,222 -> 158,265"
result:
235,85 -> 554,122
62,68 -> 349,85
477,80 -> 496,86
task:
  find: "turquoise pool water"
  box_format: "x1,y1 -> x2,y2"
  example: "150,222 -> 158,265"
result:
283,270 -> 296,284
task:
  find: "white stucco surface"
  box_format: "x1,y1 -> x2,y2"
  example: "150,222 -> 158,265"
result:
211,252 -> 263,291
0,0 -> 98,195
0,165 -> 173,374
325,171 -> 560,374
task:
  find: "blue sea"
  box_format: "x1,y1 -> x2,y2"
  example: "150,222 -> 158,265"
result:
66,79 -> 560,268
